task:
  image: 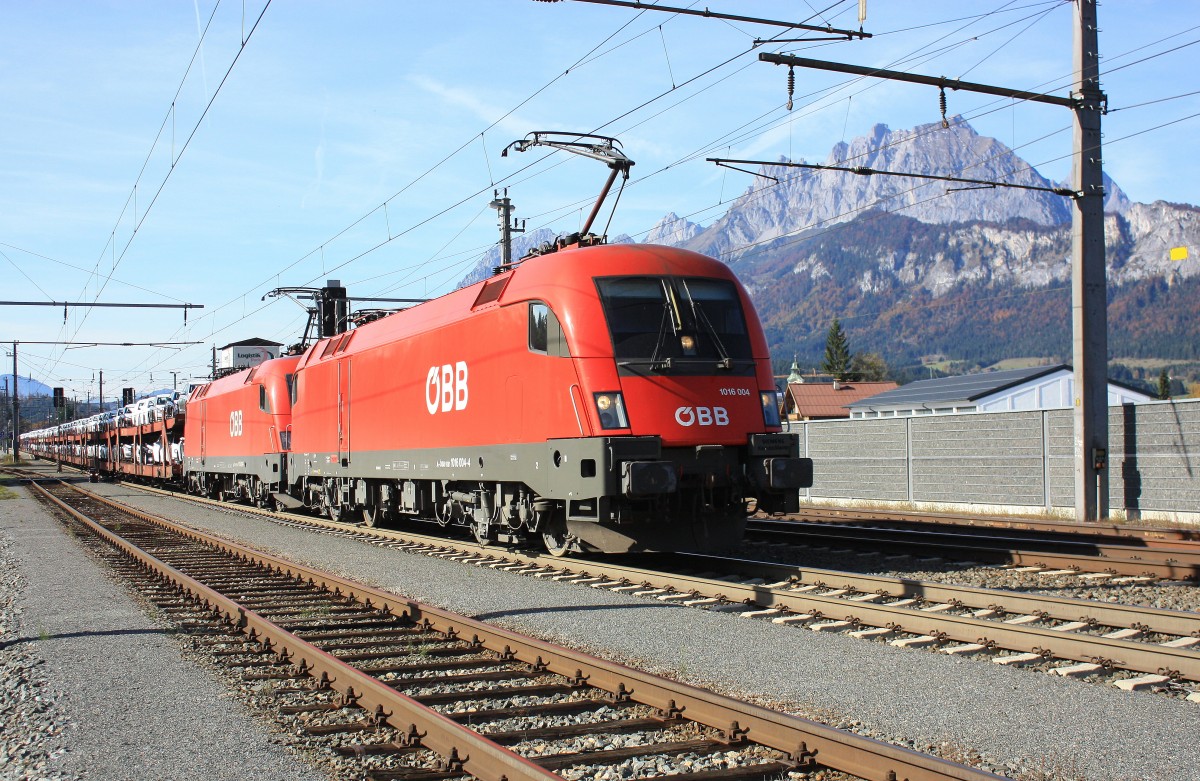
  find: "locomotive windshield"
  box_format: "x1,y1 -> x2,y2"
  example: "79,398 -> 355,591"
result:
596,276 -> 754,376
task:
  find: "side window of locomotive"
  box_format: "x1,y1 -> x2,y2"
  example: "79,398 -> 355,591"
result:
528,302 -> 569,357
259,384 -> 271,413
286,374 -> 295,407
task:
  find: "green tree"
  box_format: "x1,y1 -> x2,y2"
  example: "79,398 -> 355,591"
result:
821,317 -> 853,381
850,351 -> 891,382
1157,368 -> 1172,400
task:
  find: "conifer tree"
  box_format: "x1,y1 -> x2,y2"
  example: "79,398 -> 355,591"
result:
822,317 -> 852,381
1157,368 -> 1171,400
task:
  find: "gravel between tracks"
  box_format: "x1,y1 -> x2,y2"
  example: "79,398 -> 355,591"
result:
10,470 -> 1200,781
0,481 -> 328,781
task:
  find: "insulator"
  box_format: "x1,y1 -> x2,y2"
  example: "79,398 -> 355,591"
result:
786,66 -> 795,111
939,86 -> 948,128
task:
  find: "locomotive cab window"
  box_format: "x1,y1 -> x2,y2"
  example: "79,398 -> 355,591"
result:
528,302 -> 569,357
259,384 -> 270,413
596,276 -> 754,375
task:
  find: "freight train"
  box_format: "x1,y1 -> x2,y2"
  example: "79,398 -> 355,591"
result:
21,241 -> 811,555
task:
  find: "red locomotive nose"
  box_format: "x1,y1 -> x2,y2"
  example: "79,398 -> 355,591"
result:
618,375 -> 766,448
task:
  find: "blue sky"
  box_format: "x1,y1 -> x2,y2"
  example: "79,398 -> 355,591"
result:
2,0 -> 1197,403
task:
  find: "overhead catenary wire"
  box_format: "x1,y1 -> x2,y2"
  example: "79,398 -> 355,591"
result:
49,0 -> 275,384
140,0 -> 1034,345
145,0 -> 1176,362
93,3 -> 1197,392
140,0 -> 1080,333
74,1 -> 274,326
187,0 -> 1129,316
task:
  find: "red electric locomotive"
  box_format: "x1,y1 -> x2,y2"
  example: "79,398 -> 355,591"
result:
284,240 -> 811,554
183,354 -> 300,505
33,132 -> 812,557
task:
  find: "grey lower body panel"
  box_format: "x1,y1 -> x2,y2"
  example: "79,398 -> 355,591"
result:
184,455 -> 285,497
288,438 -> 641,500
287,437 -> 774,554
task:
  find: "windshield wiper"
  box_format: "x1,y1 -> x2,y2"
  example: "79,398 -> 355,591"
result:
647,279 -> 681,370
683,284 -> 733,370
647,300 -> 674,368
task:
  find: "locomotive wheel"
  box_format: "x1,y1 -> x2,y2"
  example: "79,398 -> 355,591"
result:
541,519 -> 571,557
361,505 -> 383,528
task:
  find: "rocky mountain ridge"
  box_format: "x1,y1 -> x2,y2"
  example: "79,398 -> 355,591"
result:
643,118 -> 1196,300
456,117 -> 1198,370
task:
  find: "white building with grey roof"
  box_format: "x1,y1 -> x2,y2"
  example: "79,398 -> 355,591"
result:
846,364 -> 1153,419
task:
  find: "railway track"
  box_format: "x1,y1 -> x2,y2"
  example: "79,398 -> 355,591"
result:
34,469 -> 1197,696
23,475 -> 1000,781
746,518 -> 1200,580
284,526 -> 1200,692
787,506 -> 1200,543
14,465 -> 1200,695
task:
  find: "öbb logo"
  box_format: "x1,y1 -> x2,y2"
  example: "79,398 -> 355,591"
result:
426,362 -> 469,414
674,406 -> 729,427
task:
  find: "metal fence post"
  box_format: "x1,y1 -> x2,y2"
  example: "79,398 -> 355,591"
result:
906,417 -> 914,503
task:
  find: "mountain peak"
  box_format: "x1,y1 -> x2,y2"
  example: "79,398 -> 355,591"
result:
660,117 -> 1086,259
646,212 -> 703,245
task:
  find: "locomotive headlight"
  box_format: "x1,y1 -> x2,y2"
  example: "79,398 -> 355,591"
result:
680,334 -> 696,354
760,391 -> 781,427
594,392 -> 629,429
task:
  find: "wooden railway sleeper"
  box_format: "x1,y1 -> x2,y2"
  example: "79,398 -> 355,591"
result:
411,683 -> 588,707
269,671 -> 335,693
453,698 -> 625,723
483,715 -> 671,744
386,670 -> 540,688
525,737 -> 734,771
361,656 -> 493,677
335,741 -> 424,758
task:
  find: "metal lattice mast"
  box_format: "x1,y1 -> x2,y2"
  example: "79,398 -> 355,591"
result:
1072,0 -> 1109,520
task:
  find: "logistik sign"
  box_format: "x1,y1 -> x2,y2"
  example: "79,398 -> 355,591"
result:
426,362 -> 469,414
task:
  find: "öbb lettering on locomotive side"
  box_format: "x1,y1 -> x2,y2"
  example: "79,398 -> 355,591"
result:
23,242 -> 813,556
425,362 -> 469,414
